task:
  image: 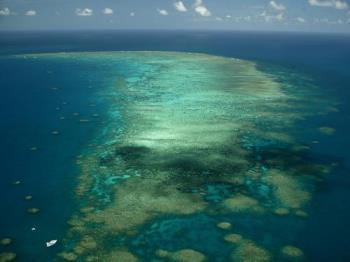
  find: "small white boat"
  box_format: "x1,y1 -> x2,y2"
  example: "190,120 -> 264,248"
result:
46,240 -> 57,247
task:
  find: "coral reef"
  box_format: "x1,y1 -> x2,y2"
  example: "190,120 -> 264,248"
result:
318,127 -> 335,135
78,235 -> 97,250
87,173 -> 206,233
36,52 -> 333,261
223,195 -> 262,213
265,169 -> 310,209
0,238 -> 12,246
101,250 -> 139,262
57,252 -> 78,261
0,252 -> 16,262
156,249 -> 206,262
224,234 -> 243,244
155,249 -> 170,258
27,208 -> 40,214
281,245 -> 304,258
295,210 -> 308,218
274,208 -> 290,216
231,240 -> 272,262
217,222 -> 232,230
24,195 -> 33,201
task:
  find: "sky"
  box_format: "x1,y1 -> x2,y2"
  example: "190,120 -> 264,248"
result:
0,0 -> 350,32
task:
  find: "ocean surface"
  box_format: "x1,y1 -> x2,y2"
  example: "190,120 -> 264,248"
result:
0,30 -> 349,261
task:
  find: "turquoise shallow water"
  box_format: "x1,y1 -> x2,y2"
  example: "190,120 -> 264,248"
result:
0,31 -> 350,261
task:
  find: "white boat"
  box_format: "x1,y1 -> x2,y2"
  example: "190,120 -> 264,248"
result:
46,240 -> 57,247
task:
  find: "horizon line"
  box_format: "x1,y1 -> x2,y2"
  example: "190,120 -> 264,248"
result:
0,28 -> 350,35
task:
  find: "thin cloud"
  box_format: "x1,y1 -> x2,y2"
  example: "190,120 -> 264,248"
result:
25,10 -> 37,16
297,17 -> 306,23
0,7 -> 11,16
269,1 -> 286,11
157,9 -> 169,16
276,13 -> 284,21
75,8 -> 93,16
233,16 -> 253,22
313,17 -> 343,24
103,8 -> 114,15
309,0 -> 348,9
130,12 -> 135,17
244,16 -> 252,22
261,11 -> 284,22
174,1 -> 188,12
193,0 -> 211,16
335,1 -> 348,9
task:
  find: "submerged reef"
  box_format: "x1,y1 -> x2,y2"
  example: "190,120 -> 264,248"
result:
223,229 -> 272,261
281,245 -> 305,259
22,52 -> 335,260
88,173 -> 206,233
0,238 -> 12,246
24,195 -> 33,201
217,222 -> 232,230
224,234 -> 243,244
156,249 -> 206,262
318,126 -> 336,135
57,252 -> 78,261
265,169 -> 310,209
273,207 -> 290,216
231,240 -> 272,262
0,252 -> 16,262
27,208 -> 40,214
102,250 -> 139,262
223,194 -> 263,213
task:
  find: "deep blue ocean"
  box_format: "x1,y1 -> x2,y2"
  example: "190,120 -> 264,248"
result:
0,30 -> 350,261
